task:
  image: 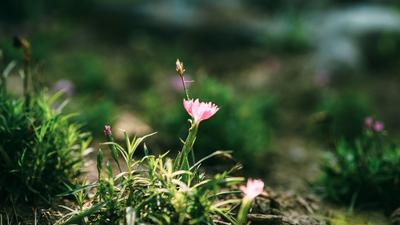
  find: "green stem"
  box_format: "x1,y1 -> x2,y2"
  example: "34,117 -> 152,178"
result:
23,60 -> 31,110
180,123 -> 198,171
190,143 -> 196,165
107,134 -> 122,172
1,76 -> 6,94
60,202 -> 106,225
127,153 -> 132,181
179,75 -> 190,100
0,54 -> 5,93
237,198 -> 252,225
124,132 -> 133,181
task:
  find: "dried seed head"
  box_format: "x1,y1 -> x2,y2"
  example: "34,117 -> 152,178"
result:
13,36 -> 31,63
176,59 -> 185,76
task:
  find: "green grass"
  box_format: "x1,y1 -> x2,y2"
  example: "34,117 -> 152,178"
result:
59,131 -> 243,225
0,91 -> 91,204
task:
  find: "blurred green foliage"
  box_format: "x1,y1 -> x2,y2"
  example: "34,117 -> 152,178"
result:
309,92 -> 371,144
361,31 -> 400,71
61,53 -> 110,95
70,97 -> 117,137
256,16 -> 312,53
0,91 -> 91,204
319,130 -> 400,210
142,77 -> 277,170
0,0 -> 94,23
0,25 -> 72,62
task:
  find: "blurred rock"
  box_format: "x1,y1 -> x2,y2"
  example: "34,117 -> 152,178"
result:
6,75 -> 23,95
315,5 -> 400,77
114,111 -> 152,140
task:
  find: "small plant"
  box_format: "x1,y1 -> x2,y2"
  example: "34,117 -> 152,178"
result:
142,69 -> 276,171
58,59 -> 265,225
319,117 -> 400,210
0,38 -> 91,204
59,128 -> 244,225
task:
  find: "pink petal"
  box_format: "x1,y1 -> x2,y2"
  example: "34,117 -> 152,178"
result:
183,99 -> 194,118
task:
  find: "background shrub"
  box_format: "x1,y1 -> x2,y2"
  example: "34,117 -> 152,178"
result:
319,128 -> 400,210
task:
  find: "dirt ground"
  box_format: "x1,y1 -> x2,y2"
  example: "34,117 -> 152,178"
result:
264,136 -> 392,225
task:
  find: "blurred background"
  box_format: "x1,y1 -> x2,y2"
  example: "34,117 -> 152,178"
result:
1,0 -> 400,187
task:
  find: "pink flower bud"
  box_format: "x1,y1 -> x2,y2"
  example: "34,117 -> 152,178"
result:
104,125 -> 112,137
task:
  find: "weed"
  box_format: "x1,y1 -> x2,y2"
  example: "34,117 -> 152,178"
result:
319,118 -> 400,210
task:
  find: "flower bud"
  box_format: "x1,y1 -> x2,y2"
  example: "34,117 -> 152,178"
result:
103,125 -> 112,137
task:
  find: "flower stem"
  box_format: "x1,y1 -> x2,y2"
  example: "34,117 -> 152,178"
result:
106,134 -> 122,172
13,37 -> 32,107
237,198 -> 252,225
181,124 -> 198,170
179,75 -> 190,100
0,50 -> 5,94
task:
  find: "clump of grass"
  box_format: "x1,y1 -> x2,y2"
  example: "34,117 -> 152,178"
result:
0,38 -> 91,204
318,117 -> 400,211
0,91 -> 91,204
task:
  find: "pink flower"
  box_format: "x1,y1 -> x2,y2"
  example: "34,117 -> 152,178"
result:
373,121 -> 384,132
240,179 -> 264,200
364,116 -> 373,128
183,99 -> 219,125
